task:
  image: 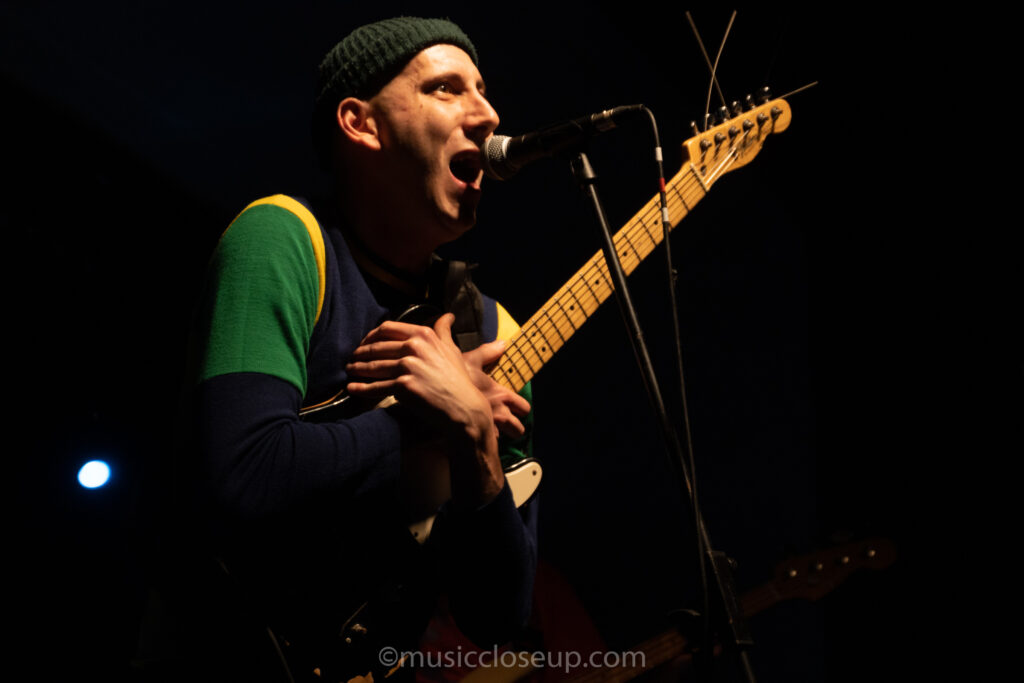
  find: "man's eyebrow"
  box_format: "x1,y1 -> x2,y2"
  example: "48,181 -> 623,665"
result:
425,70 -> 463,86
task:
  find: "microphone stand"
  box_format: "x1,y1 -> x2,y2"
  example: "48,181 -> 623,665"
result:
569,151 -> 756,683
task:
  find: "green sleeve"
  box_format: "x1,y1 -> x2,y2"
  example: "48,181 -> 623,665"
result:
498,381 -> 534,469
194,203 -> 319,396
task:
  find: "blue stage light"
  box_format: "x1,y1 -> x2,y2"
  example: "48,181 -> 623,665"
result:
78,460 -> 111,489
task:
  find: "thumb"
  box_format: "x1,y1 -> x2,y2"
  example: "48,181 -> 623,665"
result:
433,312 -> 456,341
465,338 -> 506,368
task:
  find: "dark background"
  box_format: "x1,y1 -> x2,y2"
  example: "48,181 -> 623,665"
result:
4,2 -> 1015,681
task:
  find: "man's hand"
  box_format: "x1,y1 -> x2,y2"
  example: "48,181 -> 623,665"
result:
346,314 -> 492,436
461,339 -> 531,439
346,314 -> 530,438
346,313 -> 518,507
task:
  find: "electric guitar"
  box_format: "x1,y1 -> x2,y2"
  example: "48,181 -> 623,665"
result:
562,537 -> 898,683
283,99 -> 793,682
453,538 -> 896,683
488,97 -> 791,396
302,98 -> 792,543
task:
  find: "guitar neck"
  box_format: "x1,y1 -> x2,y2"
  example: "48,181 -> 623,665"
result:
489,98 -> 790,392
489,163 -> 708,392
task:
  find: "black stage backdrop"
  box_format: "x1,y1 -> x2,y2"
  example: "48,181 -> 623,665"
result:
3,3 -> 1016,681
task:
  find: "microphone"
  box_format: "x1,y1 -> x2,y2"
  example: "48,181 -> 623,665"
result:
481,104 -> 645,180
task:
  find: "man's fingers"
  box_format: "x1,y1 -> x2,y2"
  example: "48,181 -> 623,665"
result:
346,378 -> 401,399
505,391 -> 531,417
494,412 -> 526,439
359,319 -> 436,345
347,357 -> 418,378
349,340 -> 407,361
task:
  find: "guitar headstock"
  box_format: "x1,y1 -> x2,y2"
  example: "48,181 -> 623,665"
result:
770,537 -> 896,602
682,98 -> 791,186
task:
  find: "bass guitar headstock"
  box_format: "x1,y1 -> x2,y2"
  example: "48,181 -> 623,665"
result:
769,537 -> 896,603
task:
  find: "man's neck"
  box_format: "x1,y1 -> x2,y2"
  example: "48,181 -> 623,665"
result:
354,224 -> 433,275
338,189 -> 436,276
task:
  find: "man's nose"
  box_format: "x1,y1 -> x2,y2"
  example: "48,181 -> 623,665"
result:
465,91 -> 499,145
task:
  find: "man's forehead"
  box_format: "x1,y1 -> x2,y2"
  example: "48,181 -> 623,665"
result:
400,44 -> 483,83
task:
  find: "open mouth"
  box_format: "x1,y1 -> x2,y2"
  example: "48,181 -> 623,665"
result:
449,150 -> 482,186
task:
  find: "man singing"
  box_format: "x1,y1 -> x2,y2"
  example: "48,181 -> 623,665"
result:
187,17 -> 537,682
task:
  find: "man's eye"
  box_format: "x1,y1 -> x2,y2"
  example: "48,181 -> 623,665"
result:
434,81 -> 454,94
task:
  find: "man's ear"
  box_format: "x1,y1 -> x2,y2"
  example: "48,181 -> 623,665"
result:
336,97 -> 381,150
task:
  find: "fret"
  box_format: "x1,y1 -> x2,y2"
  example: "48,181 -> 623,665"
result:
554,291 -> 583,330
568,273 -> 600,315
617,228 -> 641,272
519,324 -> 547,367
492,357 -> 515,390
514,322 -> 548,368
625,218 -> 655,266
502,353 -> 529,389
635,216 -> 660,255
527,325 -> 556,363
584,265 -> 610,299
668,180 -> 690,218
539,307 -> 567,345
578,266 -> 601,309
506,333 -> 540,375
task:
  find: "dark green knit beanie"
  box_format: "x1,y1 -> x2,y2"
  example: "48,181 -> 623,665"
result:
313,17 -> 478,164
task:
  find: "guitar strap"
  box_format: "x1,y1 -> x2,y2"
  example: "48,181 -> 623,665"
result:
324,200 -> 486,352
429,257 -> 484,353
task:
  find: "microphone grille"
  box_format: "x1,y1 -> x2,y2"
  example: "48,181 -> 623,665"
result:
481,135 -> 512,181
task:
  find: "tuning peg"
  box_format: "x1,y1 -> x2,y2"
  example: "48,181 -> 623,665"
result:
717,105 -> 730,124
745,94 -> 755,110
757,86 -> 772,104
742,118 -> 755,132
690,121 -> 700,136
714,132 -> 726,146
731,100 -> 743,117
770,106 -> 783,121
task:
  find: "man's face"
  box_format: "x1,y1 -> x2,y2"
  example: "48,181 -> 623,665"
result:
369,44 -> 499,243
